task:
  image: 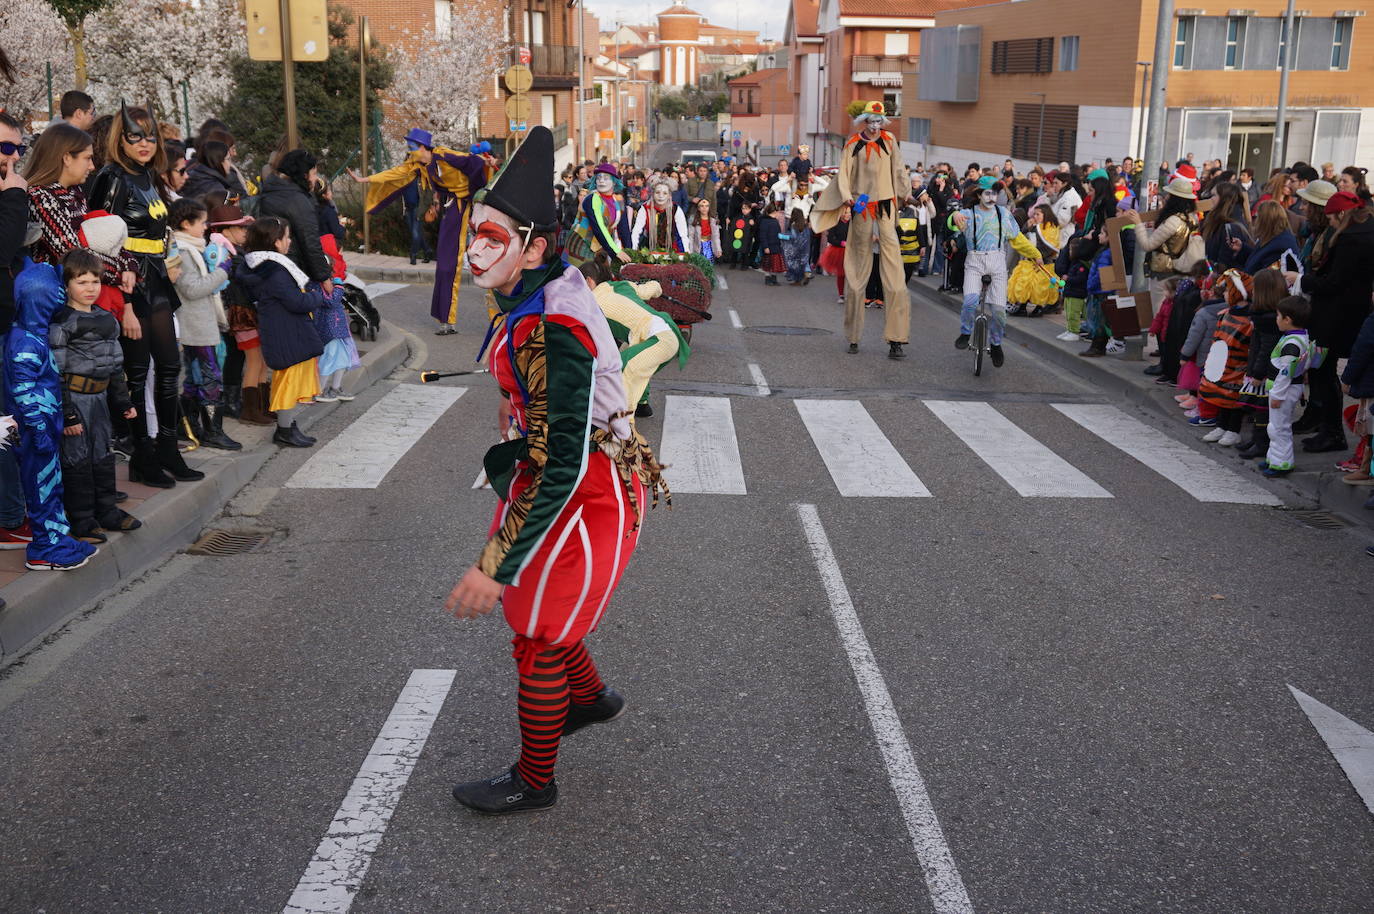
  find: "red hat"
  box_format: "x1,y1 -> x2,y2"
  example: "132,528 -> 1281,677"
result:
1174,163 -> 1197,181
1324,190 -> 1363,215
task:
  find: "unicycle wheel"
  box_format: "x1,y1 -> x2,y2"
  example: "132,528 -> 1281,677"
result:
972,317 -> 987,377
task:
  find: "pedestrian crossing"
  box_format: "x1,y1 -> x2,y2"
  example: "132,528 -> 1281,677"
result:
657,395 -> 1282,506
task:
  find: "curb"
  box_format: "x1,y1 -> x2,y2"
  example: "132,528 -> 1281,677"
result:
910,278 -> 1372,527
352,264 -> 437,284
0,321 -> 410,665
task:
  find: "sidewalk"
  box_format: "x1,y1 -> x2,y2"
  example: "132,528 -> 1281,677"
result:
0,321 -> 410,665
908,274 -> 1372,526
349,252 -> 438,284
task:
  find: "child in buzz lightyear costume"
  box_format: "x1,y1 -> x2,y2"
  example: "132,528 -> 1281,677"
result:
810,101 -> 911,361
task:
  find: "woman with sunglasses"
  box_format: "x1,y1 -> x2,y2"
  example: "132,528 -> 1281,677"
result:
88,103 -> 202,488
160,140 -> 189,201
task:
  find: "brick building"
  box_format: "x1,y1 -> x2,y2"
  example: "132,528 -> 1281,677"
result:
902,0 -> 1374,173
727,68 -> 796,153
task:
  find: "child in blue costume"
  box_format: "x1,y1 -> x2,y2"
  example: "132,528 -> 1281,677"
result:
5,261 -> 99,571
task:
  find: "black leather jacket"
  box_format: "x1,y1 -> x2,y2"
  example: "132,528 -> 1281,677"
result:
87,163 -> 177,313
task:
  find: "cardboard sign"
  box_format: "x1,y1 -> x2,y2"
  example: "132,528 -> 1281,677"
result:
1105,291 -> 1154,338
1101,197 -> 1215,296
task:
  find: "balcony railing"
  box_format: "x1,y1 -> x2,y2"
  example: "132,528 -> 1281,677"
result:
510,44 -> 579,75
552,123 -> 569,149
851,55 -> 909,78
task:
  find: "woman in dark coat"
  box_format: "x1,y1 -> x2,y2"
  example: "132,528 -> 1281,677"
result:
256,148 -> 334,292
1287,192 -> 1374,451
182,141 -> 246,201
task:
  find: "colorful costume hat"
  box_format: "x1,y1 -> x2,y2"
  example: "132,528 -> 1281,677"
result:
405,127 -> 434,149
474,125 -> 558,232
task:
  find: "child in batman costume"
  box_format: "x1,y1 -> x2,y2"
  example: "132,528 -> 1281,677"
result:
445,126 -> 668,815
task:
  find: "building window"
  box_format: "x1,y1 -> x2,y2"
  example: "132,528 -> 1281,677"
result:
1312,110 -> 1360,166
434,0 -> 452,40
1010,102 -> 1078,163
884,33 -> 909,56
524,10 -> 546,45
883,90 -> 901,118
990,37 -> 1054,74
1174,16 -> 1194,68
907,117 -> 931,145
1332,18 -> 1353,69
1059,35 -> 1079,71
1225,17 -> 1245,68
1277,16 -> 1301,68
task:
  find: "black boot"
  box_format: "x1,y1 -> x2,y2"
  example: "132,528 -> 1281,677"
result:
221,384 -> 242,420
452,767 -> 557,815
272,421 -> 315,448
157,432 -> 205,481
563,688 -> 626,737
1292,409 -> 1321,434
198,404 -> 242,451
128,437 -> 175,488
62,459 -> 99,539
93,455 -> 141,531
1237,425 -> 1269,460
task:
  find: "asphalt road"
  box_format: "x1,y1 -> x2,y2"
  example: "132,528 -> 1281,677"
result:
1,268 -> 1371,913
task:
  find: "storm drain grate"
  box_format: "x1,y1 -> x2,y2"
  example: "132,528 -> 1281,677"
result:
187,529 -> 272,556
1278,509 -> 1351,530
747,325 -> 831,336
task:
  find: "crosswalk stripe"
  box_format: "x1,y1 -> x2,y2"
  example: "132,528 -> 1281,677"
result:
363,282 -> 407,299
1051,403 -> 1282,505
795,399 -> 931,497
285,384 -> 466,489
659,395 -> 747,494
924,400 -> 1112,498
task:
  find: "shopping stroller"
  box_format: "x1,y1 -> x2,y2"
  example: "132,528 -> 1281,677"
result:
340,273 -> 381,341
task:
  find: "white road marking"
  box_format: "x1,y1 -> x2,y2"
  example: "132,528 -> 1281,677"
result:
716,273 -> 729,291
285,384 -> 465,489
658,395 -> 747,494
795,399 -> 931,497
283,669 -> 456,914
363,282 -> 407,299
728,308 -> 744,330
796,505 -> 973,914
1290,686 -> 1374,816
1051,403 -> 1281,505
924,400 -> 1112,498
472,468 -> 490,489
747,362 -> 771,397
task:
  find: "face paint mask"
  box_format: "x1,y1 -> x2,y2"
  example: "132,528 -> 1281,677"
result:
653,185 -> 671,207
467,203 -> 528,291
980,190 -> 996,206
595,173 -> 615,194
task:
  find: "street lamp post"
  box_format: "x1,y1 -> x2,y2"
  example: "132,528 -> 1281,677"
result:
1135,61 -> 1150,163
1272,0 -> 1297,170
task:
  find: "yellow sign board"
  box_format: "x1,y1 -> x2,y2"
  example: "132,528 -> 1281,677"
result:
503,65 -> 534,95
504,95 -> 532,122
245,0 -> 330,62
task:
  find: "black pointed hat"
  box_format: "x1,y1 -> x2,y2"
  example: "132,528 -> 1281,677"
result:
474,126 -> 558,233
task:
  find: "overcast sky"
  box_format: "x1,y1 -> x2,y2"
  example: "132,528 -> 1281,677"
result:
583,0 -> 775,42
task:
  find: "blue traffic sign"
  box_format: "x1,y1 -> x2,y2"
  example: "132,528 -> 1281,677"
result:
732,130 -> 742,139
780,144 -> 790,154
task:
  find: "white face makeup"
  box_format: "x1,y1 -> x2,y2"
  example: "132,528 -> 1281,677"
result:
979,189 -> 996,205
653,184 -> 671,207
467,203 -> 527,291
595,173 -> 615,194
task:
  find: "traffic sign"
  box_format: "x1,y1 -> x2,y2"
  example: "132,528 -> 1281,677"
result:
517,46 -> 531,65
733,138 -> 741,148
504,95 -> 532,122
732,130 -> 742,139
509,120 -> 527,132
780,144 -> 790,154
504,64 -> 533,94
245,0 -> 329,61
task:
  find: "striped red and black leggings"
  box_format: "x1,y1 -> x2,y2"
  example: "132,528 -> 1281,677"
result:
515,640 -> 604,789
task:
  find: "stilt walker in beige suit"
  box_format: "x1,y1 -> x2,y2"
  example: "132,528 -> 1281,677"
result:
811,101 -> 911,360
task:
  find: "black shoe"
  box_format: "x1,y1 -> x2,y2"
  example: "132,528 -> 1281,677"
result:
1237,432 -> 1269,460
129,439 -> 176,488
221,385 -> 242,419
273,422 -> 315,448
114,490 -> 128,503
563,688 -> 626,737
635,401 -> 654,418
1008,303 -> 1026,316
409,254 -> 418,265
1143,363 -> 1163,376
1302,432 -> 1348,454
156,435 -> 205,481
954,334 -> 970,350
110,436 -> 133,461
97,509 -> 142,532
434,324 -> 457,336
847,343 -> 858,354
1292,411 -> 1321,434
1029,306 -> 1044,317
764,275 -> 778,285
199,406 -> 242,451
452,767 -> 557,815
887,342 -> 906,360
990,344 -> 1005,367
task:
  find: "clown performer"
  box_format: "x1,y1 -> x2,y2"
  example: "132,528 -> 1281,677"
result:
810,101 -> 911,360
5,261 -> 100,571
445,127 -> 668,815
949,175 -> 1042,369
566,163 -> 633,267
630,178 -> 691,254
350,128 -> 489,335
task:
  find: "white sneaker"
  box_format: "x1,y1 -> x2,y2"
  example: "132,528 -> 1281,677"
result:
315,391 -> 338,403
335,389 -> 355,402
1056,331 -> 1078,341
1202,427 -> 1225,443
1217,430 -> 1242,447
1105,339 -> 1126,354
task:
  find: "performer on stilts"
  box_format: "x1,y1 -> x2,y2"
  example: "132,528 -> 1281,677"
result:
351,128 -> 489,335
445,126 -> 668,815
810,101 -> 911,360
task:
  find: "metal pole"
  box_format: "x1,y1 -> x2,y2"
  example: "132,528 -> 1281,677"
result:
46,62 -> 54,122
1134,0 -> 1175,293
360,16 -> 370,255
1135,62 -> 1150,164
614,25 -> 621,163
182,80 -> 191,139
576,0 -> 587,164
279,0 -> 298,148
1272,0 -> 1297,171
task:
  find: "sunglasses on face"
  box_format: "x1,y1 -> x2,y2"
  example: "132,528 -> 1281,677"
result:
123,132 -> 156,146
174,167 -> 188,175
0,141 -> 28,157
